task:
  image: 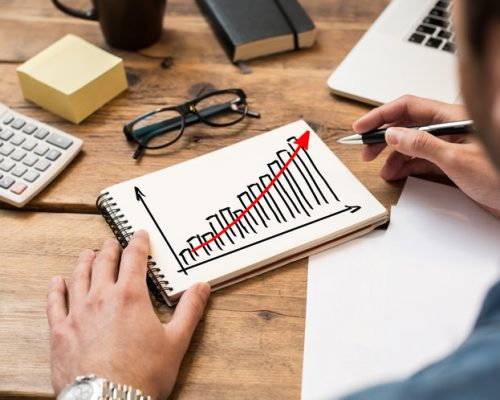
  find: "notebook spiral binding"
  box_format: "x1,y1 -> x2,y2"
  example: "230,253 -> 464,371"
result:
96,192 -> 172,304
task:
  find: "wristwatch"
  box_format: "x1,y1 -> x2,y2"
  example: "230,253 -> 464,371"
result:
58,375 -> 152,400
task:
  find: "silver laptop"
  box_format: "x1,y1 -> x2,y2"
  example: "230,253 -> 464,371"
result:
327,0 -> 460,106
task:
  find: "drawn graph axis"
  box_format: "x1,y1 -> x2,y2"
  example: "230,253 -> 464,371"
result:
136,132 -> 357,276
175,204 -> 361,273
135,187 -> 188,275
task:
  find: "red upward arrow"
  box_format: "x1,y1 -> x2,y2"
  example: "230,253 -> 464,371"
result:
192,131 -> 311,253
294,130 -> 310,150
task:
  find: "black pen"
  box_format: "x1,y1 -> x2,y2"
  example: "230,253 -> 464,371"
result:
337,120 -> 475,145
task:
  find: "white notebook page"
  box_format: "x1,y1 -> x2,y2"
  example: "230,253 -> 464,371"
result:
102,120 -> 387,298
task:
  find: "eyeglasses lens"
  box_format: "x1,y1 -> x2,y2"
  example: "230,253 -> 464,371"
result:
130,108 -> 184,148
196,92 -> 247,126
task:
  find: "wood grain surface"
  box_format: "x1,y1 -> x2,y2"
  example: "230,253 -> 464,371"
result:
0,0 -> 398,399
0,210 -> 307,399
0,0 -> 398,214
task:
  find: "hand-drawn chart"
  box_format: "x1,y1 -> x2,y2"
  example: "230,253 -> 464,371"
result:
136,132 -> 361,275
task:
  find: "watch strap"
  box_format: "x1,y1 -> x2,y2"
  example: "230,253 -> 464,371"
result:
58,375 -> 152,400
102,379 -> 151,400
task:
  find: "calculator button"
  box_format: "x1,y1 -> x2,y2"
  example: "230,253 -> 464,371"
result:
0,129 -> 14,141
11,118 -> 26,130
11,165 -> 27,177
23,154 -> 38,167
35,158 -> 51,172
34,144 -> 48,156
0,144 -> 14,156
23,170 -> 40,182
46,132 -> 73,150
22,140 -> 37,151
11,150 -> 26,161
2,115 -> 14,125
0,175 -> 15,189
0,159 -> 15,172
46,149 -> 61,161
10,182 -> 27,195
34,128 -> 49,139
22,123 -> 37,134
10,134 -> 25,146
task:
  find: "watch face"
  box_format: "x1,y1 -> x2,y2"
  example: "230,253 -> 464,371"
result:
65,382 -> 94,400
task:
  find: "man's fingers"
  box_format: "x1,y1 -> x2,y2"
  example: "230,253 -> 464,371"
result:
385,127 -> 452,167
353,96 -> 422,132
379,150 -> 412,181
167,283 -> 211,350
90,239 -> 121,291
68,249 -> 94,306
117,230 -> 149,290
361,143 -> 387,161
47,276 -> 68,329
353,95 -> 459,133
380,151 -> 443,181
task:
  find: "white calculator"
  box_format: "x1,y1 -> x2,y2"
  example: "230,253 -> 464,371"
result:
0,103 -> 83,207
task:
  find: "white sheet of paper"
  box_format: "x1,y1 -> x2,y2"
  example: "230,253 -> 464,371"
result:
302,178 -> 500,400
302,230 -> 388,400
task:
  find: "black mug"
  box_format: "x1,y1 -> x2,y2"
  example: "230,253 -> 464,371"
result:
51,0 -> 166,50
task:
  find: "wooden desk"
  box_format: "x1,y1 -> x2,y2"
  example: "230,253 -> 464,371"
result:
0,0 -> 398,398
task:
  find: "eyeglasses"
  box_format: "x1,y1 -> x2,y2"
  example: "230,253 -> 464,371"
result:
123,88 -> 261,160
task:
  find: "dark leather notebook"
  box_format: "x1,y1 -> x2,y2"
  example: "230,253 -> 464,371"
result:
196,0 -> 316,62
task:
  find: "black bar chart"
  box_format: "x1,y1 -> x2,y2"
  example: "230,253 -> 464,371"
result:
171,136 -> 355,274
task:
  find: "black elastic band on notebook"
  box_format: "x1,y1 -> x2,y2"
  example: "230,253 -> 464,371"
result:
272,0 -> 299,50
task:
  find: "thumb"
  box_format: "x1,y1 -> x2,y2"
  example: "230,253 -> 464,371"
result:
167,283 -> 211,347
385,127 -> 450,166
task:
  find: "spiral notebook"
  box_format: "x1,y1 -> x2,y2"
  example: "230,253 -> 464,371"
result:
97,120 -> 388,306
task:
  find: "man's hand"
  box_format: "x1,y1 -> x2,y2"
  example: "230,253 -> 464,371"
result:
46,230 -> 211,399
354,95 -> 500,216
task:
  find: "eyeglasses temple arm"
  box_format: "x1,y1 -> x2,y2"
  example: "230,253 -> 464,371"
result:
133,116 -> 185,139
133,145 -> 145,160
132,101 -> 258,146
133,102 -> 228,140
197,102 -> 234,119
246,110 -> 260,118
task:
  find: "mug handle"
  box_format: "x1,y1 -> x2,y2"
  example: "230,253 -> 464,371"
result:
51,0 -> 98,20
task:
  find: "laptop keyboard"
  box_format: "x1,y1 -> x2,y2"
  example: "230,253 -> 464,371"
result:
408,0 -> 456,53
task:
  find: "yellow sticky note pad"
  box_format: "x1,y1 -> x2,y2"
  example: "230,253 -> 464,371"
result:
17,34 -> 128,124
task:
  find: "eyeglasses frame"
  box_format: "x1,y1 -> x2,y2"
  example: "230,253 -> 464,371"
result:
123,88 -> 255,158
